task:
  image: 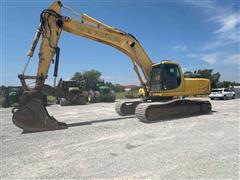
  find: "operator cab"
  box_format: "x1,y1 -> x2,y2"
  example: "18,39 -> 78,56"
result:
150,61 -> 181,91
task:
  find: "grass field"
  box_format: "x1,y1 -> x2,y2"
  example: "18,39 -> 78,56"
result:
116,90 -> 139,99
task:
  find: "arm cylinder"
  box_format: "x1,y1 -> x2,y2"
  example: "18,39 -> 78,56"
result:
53,47 -> 60,87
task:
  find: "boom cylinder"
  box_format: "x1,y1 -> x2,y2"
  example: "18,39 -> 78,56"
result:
27,24 -> 42,57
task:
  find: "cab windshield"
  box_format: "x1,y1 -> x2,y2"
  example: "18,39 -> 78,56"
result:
150,63 -> 181,91
151,65 -> 161,82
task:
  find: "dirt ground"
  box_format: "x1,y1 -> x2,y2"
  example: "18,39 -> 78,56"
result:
1,98 -> 239,179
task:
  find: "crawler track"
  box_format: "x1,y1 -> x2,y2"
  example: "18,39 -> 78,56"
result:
135,99 -> 212,123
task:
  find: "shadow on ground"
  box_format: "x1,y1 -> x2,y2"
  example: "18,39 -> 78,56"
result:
22,111 -> 216,134
67,116 -> 136,127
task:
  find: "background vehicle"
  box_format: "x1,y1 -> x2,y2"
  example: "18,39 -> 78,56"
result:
209,88 -> 235,100
1,86 -> 23,107
12,0 -> 211,132
1,86 -> 48,108
56,79 -> 88,106
88,81 -> 116,102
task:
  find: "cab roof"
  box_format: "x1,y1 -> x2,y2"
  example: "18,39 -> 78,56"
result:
152,60 -> 178,67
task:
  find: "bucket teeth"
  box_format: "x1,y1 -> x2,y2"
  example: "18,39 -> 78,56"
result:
12,98 -> 67,133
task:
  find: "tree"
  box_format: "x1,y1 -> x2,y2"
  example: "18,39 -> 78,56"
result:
196,69 -> 220,88
71,70 -> 101,90
184,69 -> 221,88
104,82 -> 125,92
113,84 -> 125,92
71,69 -> 127,92
105,82 -> 115,90
216,81 -> 240,88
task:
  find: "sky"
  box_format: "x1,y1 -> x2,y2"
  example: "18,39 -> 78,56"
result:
1,0 -> 239,86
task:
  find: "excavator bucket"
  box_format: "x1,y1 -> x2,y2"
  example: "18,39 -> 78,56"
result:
12,98 -> 67,133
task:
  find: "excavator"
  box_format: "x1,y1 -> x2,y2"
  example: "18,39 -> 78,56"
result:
12,0 -> 212,132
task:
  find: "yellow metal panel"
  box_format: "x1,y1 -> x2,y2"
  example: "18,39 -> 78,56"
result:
150,78 -> 210,97
184,78 -> 211,95
37,1 -> 62,78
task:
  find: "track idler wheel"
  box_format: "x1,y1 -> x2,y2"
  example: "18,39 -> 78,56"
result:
12,98 -> 67,133
115,100 -> 141,116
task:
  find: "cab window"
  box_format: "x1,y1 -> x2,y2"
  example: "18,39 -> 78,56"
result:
151,66 -> 161,82
162,64 -> 181,90
150,65 -> 162,91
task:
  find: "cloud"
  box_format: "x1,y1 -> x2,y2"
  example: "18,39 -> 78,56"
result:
174,45 -> 188,51
188,52 -> 240,66
187,53 -> 198,58
186,1 -> 240,50
215,13 -> 239,34
188,53 -> 219,65
200,53 -> 218,65
202,13 -> 240,50
102,75 -> 112,80
223,54 -> 240,65
200,40 -> 232,51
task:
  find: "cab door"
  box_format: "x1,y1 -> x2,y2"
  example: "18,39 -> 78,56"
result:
161,64 -> 181,90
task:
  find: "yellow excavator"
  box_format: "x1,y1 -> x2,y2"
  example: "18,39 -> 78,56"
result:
12,0 -> 211,132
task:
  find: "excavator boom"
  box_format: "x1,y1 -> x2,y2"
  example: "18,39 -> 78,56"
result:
29,1 -> 152,88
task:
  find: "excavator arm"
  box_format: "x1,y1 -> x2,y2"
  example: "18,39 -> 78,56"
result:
27,0 -> 152,90
13,0 -> 153,132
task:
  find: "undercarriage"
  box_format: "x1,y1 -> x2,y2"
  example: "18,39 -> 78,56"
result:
116,98 -> 212,123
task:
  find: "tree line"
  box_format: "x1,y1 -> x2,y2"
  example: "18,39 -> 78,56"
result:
71,69 -> 239,91
71,70 -> 125,92
1,69 -> 238,95
184,69 -> 239,88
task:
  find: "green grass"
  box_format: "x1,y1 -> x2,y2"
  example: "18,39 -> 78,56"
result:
116,90 -> 139,99
116,92 -> 126,99
47,96 -> 56,104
